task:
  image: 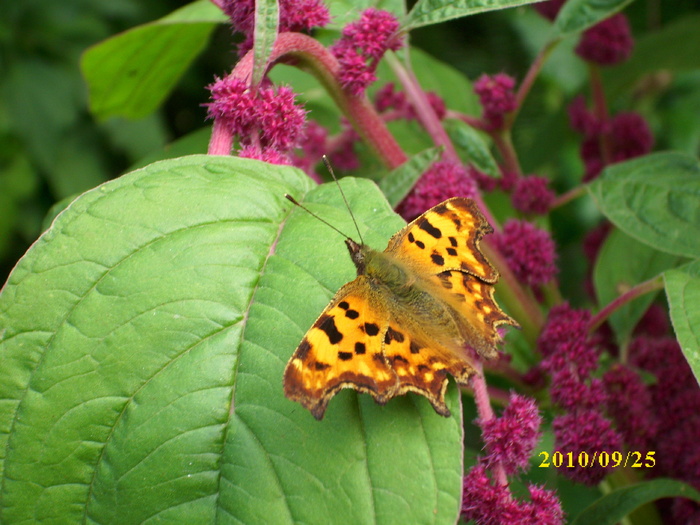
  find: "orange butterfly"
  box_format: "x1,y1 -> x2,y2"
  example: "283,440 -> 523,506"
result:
284,197 -> 517,419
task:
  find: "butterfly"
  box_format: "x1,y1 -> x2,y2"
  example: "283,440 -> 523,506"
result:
283,197 -> 518,420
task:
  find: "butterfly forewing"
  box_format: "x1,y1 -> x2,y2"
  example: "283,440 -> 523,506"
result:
388,198 -> 499,283
387,197 -> 517,357
284,279 -> 398,419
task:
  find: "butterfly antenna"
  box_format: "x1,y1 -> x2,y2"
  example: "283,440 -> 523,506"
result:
285,194 -> 353,241
323,155 -> 364,244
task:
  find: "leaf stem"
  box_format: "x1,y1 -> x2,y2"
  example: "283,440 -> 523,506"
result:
589,275 -> 665,332
551,185 -> 587,209
510,38 -> 560,123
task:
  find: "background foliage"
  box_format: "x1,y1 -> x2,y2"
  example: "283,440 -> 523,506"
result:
1,0 -> 700,523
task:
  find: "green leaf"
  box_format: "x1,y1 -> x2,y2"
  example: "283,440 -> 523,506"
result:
594,229 -> 681,344
404,0 -> 544,30
445,119 -> 500,178
603,14 -> 700,101
553,0 -> 635,38
253,0 -> 279,86
379,147 -> 443,207
571,478 -> 700,525
587,152 -> 700,259
0,155 -> 464,523
665,260 -> 700,384
81,1 -> 227,120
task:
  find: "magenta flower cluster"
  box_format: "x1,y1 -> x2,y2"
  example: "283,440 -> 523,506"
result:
396,160 -> 477,221
332,9 -> 403,95
569,96 -> 654,180
479,394 -> 542,475
473,73 -> 517,130
493,220 -> 558,288
207,77 -> 306,162
462,394 -> 563,524
538,304 -> 623,485
576,13 -> 634,65
511,176 -> 555,215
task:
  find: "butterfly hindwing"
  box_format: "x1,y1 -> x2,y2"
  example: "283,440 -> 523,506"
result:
382,323 -> 475,417
284,278 -> 398,420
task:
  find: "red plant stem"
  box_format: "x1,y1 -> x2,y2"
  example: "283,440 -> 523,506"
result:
470,369 -> 508,486
208,119 -> 234,155
210,32 -> 407,168
492,131 -> 522,178
385,52 -> 458,161
551,185 -> 587,209
511,39 -> 559,123
446,110 -> 483,130
588,275 -> 665,333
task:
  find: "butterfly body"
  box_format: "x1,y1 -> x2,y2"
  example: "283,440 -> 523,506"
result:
284,197 -> 517,420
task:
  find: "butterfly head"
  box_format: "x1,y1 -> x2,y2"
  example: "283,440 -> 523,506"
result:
345,238 -> 367,275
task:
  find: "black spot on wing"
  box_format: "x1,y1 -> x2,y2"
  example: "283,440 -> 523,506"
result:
446,247 -> 457,256
345,309 -> 359,319
314,361 -> 330,370
448,236 -> 458,247
408,232 -> 426,249
338,351 -> 353,361
410,341 -> 421,354
363,322 -> 380,336
384,327 -> 405,344
297,339 -> 311,360
419,218 -> 442,239
318,315 -> 342,345
391,355 -> 409,364
431,252 -> 445,266
338,301 -> 350,310
355,342 -> 366,354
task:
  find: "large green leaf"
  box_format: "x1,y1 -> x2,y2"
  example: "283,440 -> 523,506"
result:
665,260 -> 700,385
0,155 -> 464,523
404,0 -> 544,30
587,152 -> 700,259
593,229 -> 682,344
81,1 -> 227,120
